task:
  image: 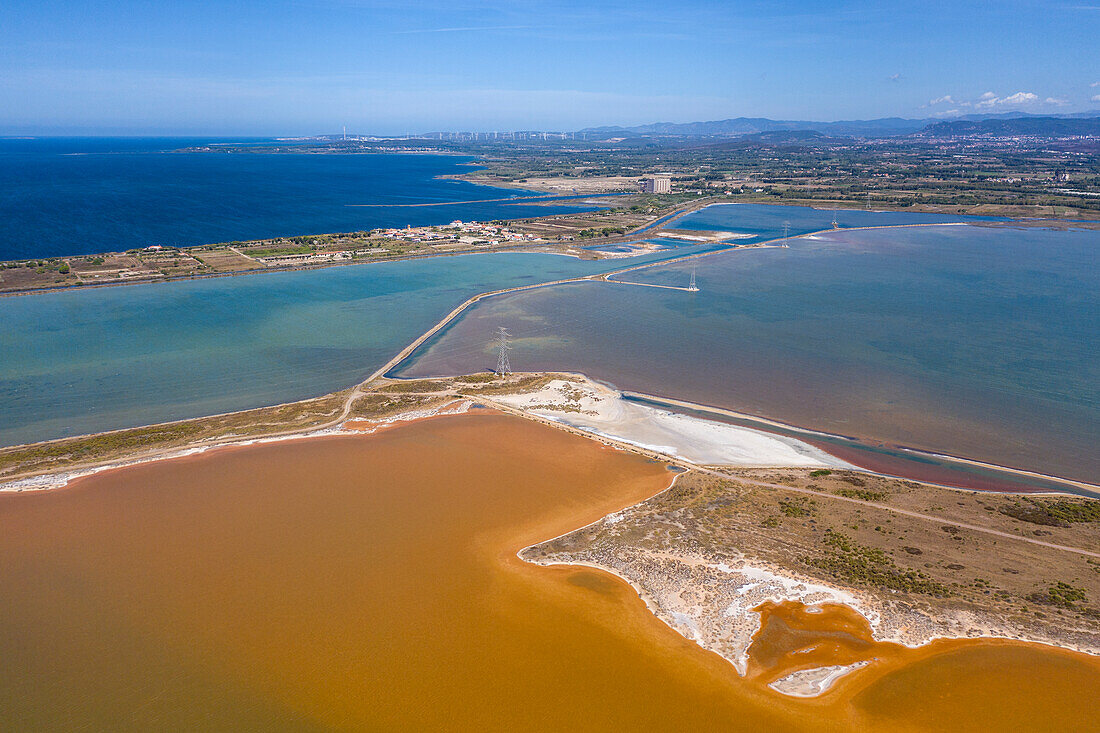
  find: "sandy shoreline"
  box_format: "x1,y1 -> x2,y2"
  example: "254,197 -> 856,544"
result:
7,372 -> 1100,701
490,377 -> 852,469
524,538 -> 1100,698
0,399 -> 474,493
518,547 -> 883,697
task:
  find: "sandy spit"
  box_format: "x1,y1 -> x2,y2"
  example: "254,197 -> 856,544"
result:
0,400 -> 473,493
492,377 -> 851,468
524,541 -> 1100,699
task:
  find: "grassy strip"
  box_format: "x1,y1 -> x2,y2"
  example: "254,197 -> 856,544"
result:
1000,498 -> 1100,527
0,372 -> 553,484
0,390 -> 356,481
456,373 -> 560,396
810,529 -> 952,597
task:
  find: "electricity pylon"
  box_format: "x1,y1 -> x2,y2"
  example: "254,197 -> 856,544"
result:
495,326 -> 512,377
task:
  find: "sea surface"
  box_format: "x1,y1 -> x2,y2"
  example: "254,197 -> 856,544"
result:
0,248 -> 702,446
401,219 -> 1100,483
2,414 -> 1097,730
0,137 -> 596,259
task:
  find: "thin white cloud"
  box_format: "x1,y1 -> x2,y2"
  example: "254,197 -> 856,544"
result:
1093,94 -> 1100,102
925,90 -> 1078,114
1092,81 -> 1100,87
888,73 -> 901,82
390,25 -> 531,34
976,91 -> 1039,108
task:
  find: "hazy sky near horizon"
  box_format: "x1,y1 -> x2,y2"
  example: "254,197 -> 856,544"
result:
2,0 -> 1098,135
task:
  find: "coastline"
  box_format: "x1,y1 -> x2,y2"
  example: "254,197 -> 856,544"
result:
0,398 -> 473,493
1,197 -> 1052,299
4,360 -> 1096,501
624,391 -> 1100,497
4,194 -> 1098,693
0,239 -> 574,300
520,471 -> 1100,699
6,370 -> 1100,703
522,548 -> 1100,697
488,376 -> 851,469
15,209 -> 1095,492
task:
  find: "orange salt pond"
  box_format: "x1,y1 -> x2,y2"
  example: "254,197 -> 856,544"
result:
747,599 -> 1100,731
746,600 -> 892,685
1,412 -> 1098,731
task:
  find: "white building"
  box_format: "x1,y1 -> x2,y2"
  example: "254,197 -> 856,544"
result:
641,177 -> 672,194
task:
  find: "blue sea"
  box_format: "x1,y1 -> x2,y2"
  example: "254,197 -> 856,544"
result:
0,137 -> 595,259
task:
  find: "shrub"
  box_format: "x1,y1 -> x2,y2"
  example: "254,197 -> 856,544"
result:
810,529 -> 951,596
1000,498 -> 1100,527
779,497 -> 815,517
1026,582 -> 1088,609
835,488 -> 888,502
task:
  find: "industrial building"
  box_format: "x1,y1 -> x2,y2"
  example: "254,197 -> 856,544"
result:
641,177 -> 672,194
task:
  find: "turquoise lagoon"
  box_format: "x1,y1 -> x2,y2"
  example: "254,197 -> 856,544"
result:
668,201 -> 997,240
0,248 -> 701,446
400,221 -> 1099,484
4,200 -> 1093,488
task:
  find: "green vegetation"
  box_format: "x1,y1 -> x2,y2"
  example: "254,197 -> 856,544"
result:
577,226 -> 627,238
1026,582 -> 1088,609
810,529 -> 951,596
1000,498 -> 1100,527
458,373 -> 558,395
0,390 -> 349,480
778,497 -> 816,517
453,373 -> 498,384
809,469 -> 832,477
835,487 -> 888,502
346,393 -> 446,420
376,379 -> 449,393
0,370 -> 553,483
312,131 -> 1100,217
247,244 -> 315,257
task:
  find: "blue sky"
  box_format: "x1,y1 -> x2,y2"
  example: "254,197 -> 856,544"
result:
2,0 -> 1098,135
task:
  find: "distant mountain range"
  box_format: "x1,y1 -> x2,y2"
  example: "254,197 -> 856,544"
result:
917,117 -> 1100,137
579,111 -> 1100,139
582,116 -> 922,138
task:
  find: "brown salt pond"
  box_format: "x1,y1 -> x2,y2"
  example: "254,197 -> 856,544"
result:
744,598 -> 1100,730
1,412 -> 1099,731
746,600 -> 892,685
